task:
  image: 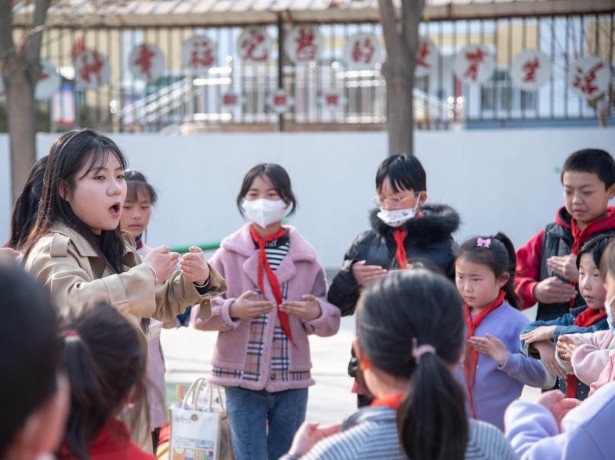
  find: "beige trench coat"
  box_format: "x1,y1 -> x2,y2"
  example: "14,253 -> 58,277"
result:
24,223 -> 226,325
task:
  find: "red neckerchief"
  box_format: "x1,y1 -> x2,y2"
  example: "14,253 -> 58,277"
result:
370,394 -> 404,410
393,228 -> 408,269
249,225 -> 295,347
566,307 -> 608,397
463,290 -> 506,417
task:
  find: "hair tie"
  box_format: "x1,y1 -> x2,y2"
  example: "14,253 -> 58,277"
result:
412,338 -> 436,363
476,237 -> 491,248
60,329 -> 81,340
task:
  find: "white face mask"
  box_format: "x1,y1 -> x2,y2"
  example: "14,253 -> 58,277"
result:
605,296 -> 615,335
241,198 -> 288,228
377,193 -> 423,228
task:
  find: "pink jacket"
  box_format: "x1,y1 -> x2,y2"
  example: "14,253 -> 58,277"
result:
555,330 -> 615,391
195,224 -> 340,392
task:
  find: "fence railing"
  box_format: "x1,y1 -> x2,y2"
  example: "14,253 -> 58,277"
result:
7,12 -> 613,133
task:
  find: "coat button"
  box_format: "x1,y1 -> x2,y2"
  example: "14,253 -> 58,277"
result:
271,373 -> 276,380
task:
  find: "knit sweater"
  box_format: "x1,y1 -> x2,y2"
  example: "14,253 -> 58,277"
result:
280,406 -> 517,460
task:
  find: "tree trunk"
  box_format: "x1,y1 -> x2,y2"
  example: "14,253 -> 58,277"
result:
0,0 -> 51,203
378,0 -> 425,156
5,56 -> 37,202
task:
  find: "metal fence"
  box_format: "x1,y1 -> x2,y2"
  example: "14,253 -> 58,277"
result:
12,12 -> 615,133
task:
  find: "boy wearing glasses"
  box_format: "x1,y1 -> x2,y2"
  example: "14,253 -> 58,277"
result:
327,154 -> 460,406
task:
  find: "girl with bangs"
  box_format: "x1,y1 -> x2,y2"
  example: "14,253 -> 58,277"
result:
23,129 -> 226,451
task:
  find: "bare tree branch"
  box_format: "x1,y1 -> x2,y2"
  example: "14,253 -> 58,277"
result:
26,0 -> 52,62
0,0 -> 15,62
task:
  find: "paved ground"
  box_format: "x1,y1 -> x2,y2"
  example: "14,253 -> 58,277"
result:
162,307 -> 541,426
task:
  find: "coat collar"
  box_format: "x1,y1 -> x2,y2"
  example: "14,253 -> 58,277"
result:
222,223 -> 317,288
49,222 -> 138,266
369,203 -> 460,246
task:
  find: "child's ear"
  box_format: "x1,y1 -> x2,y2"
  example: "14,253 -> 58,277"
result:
418,191 -> 428,206
607,184 -> 615,200
498,272 -> 510,288
13,374 -> 69,459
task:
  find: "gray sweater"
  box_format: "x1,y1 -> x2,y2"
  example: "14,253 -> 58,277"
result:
281,406 -> 518,460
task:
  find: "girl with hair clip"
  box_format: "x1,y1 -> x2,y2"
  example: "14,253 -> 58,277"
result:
282,270 -> 516,460
191,163 -> 340,460
454,233 -> 555,431
505,239 -> 615,460
1,156 -> 48,259
56,300 -> 155,459
23,129 -> 225,330
118,169 -> 167,452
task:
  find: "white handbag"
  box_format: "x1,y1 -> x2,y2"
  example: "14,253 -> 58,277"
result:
168,378 -> 232,460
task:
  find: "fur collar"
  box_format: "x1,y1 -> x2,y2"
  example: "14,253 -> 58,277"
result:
369,203 -> 460,245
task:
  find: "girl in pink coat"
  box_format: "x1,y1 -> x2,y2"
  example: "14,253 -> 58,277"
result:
193,163 -> 340,460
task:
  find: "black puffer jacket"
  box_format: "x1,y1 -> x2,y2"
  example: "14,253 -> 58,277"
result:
327,203 -> 460,316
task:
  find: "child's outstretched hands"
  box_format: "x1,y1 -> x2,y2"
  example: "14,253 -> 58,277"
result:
469,334 -> 508,366
537,390 -> 581,430
288,421 -> 342,457
533,276 -> 576,304
281,295 -> 322,321
352,260 -> 387,286
533,341 -> 568,379
143,246 -> 180,284
547,255 -> 579,283
180,246 -> 210,285
520,325 -> 557,344
229,290 -> 273,320
556,335 -> 583,362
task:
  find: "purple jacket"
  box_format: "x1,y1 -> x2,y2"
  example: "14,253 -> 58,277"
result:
197,224 -> 340,392
455,301 -> 555,430
505,380 -> 615,459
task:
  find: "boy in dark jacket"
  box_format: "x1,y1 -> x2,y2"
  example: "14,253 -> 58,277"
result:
327,154 -> 460,406
328,154 -> 460,316
515,149 -> 615,321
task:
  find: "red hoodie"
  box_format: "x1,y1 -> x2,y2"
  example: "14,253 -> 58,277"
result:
515,206 -> 615,309
58,419 -> 155,460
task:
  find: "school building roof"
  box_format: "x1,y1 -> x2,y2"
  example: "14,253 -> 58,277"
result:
12,0 -> 615,28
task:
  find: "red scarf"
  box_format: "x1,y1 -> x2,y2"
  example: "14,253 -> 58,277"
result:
371,394 -> 404,410
565,307 -> 607,397
463,290 -> 506,417
393,228 -> 408,269
249,225 -> 295,346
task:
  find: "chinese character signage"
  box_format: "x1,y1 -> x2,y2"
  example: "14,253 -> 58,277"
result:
343,32 -> 381,70
415,38 -> 438,78
454,45 -> 495,84
510,50 -> 551,91
182,35 -> 216,73
221,92 -> 242,108
75,49 -> 110,89
267,89 -> 294,113
35,60 -> 61,100
285,25 -> 323,64
569,55 -> 610,99
238,27 -> 272,63
319,89 -> 347,109
129,43 -> 165,82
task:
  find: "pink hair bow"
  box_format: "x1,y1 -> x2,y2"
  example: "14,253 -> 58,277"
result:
476,238 -> 491,248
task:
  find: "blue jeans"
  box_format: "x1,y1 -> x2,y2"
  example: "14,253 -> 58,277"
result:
225,386 -> 308,460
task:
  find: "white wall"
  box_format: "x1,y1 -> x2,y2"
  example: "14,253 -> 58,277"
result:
2,128 -> 615,268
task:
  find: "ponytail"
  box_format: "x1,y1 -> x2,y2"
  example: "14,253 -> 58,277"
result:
397,353 -> 468,460
493,232 -> 521,309
57,301 -> 148,459
59,332 -> 107,460
356,270 -> 467,460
